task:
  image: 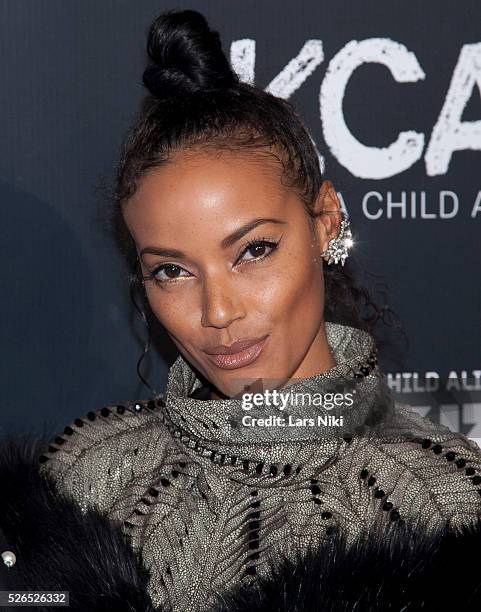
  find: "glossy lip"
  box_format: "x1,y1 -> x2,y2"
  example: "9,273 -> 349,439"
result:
203,335 -> 269,370
204,336 -> 268,355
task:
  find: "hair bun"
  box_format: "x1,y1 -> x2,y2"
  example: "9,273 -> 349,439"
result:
143,9 -> 239,100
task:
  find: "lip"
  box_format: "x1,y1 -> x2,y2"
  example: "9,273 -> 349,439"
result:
203,335 -> 269,370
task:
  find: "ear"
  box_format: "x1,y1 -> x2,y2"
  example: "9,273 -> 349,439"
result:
311,180 -> 342,253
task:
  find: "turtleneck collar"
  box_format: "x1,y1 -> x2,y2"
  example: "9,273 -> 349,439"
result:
161,322 -> 395,453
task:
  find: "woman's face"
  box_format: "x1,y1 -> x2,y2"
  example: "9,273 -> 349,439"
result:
123,149 -> 341,398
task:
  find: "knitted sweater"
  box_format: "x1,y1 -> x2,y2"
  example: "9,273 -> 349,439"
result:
39,322 -> 481,612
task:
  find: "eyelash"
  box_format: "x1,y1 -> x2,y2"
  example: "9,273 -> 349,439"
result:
148,235 -> 282,287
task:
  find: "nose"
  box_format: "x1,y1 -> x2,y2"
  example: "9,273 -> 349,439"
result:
200,273 -> 246,329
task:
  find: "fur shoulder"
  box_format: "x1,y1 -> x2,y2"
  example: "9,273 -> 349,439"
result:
39,394 -> 171,514
0,433 -> 158,611
213,518 -> 481,611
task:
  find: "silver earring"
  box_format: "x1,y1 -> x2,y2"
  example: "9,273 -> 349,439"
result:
321,217 -> 353,266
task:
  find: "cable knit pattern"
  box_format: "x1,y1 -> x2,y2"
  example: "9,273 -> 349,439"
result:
39,323 -> 481,612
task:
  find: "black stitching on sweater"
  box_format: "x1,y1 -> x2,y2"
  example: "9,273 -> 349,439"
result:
243,493 -> 261,578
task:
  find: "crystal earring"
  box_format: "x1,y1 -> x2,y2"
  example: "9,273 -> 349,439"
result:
321,216 -> 353,266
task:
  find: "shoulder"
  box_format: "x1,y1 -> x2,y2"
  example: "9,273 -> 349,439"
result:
336,401 -> 481,531
39,394 -> 173,514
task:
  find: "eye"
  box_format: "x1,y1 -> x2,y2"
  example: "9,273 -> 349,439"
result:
150,263 -> 191,285
235,237 -> 281,266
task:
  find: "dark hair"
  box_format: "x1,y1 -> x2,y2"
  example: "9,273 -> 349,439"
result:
108,9 -> 406,389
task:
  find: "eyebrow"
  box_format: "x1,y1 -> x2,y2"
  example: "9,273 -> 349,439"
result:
139,217 -> 286,259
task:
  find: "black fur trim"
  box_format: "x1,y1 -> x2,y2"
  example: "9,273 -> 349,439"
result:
212,520 -> 481,611
0,433 -> 158,611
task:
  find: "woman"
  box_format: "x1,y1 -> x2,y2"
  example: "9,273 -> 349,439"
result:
2,9 -> 481,612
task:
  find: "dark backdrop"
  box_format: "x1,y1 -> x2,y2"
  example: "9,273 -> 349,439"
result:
1,1 -> 480,437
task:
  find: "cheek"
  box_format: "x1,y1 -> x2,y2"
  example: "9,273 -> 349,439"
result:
145,286 -> 197,343
257,246 -> 324,329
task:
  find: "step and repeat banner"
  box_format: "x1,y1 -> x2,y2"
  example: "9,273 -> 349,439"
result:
1,1 -> 480,436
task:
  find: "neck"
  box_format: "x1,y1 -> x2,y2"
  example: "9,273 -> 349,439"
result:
288,321 -> 337,381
